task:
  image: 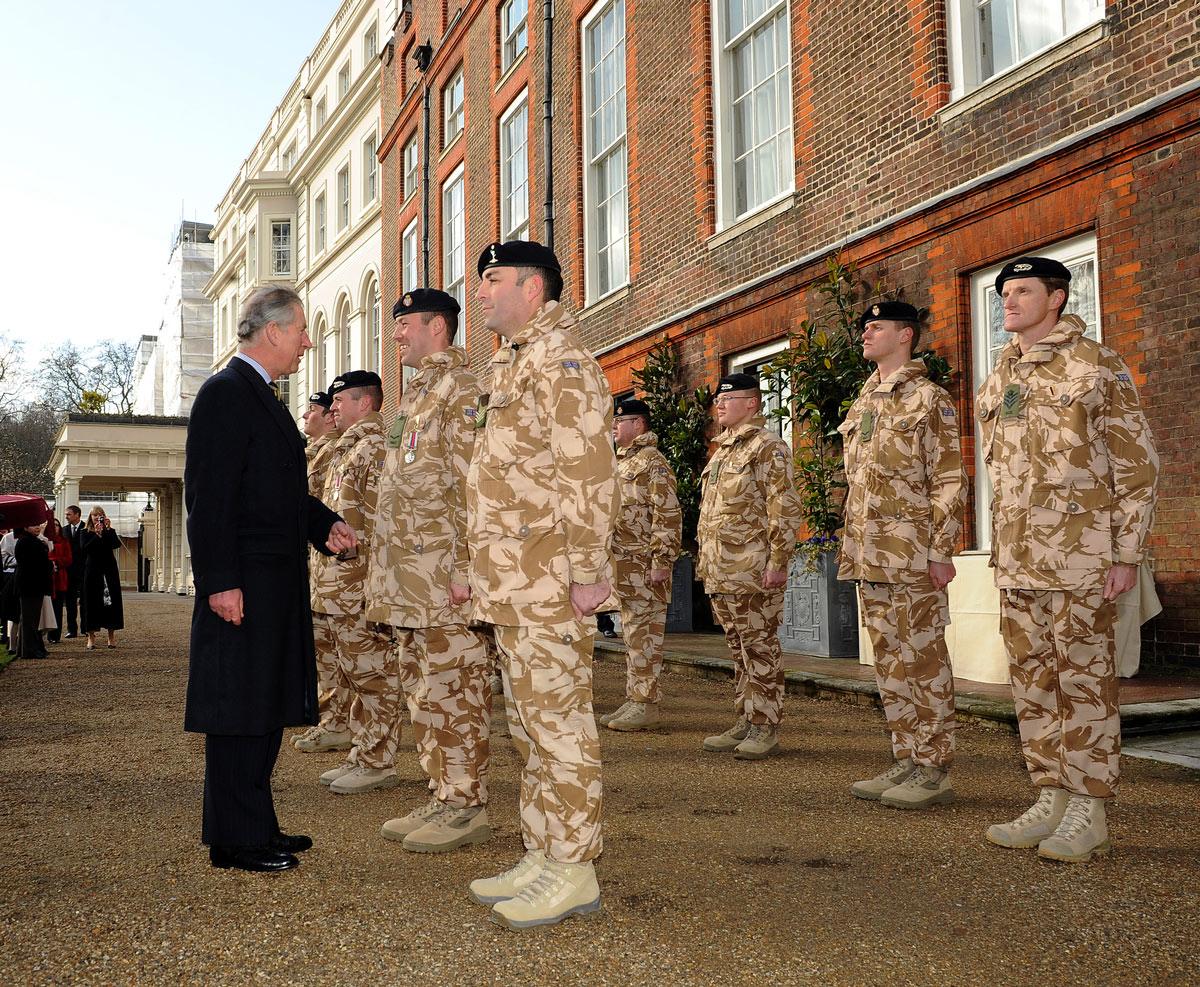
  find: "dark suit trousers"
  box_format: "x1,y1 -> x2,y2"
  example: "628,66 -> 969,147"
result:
18,593 -> 47,659
202,730 -> 284,847
63,580 -> 80,635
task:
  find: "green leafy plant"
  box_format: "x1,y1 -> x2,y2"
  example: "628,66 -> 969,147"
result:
632,337 -> 713,551
760,255 -> 952,569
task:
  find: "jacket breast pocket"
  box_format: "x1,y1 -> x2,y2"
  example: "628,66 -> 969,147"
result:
876,412 -> 928,479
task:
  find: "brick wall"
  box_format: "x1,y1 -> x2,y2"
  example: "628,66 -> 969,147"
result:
376,0 -> 1200,667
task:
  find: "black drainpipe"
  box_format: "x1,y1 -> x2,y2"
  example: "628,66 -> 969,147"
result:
542,0 -> 555,250
414,41 -> 434,282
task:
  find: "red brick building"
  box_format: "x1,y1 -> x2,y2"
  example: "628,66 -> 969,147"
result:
377,0 -> 1200,668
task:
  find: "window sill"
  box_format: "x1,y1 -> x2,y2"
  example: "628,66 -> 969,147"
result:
708,192 -> 796,250
580,284 -> 631,318
495,48 -> 528,93
440,129 -> 464,161
940,21 -> 1108,124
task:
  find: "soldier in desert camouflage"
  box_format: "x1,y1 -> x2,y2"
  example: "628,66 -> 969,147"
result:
293,388 -> 352,754
697,372 -> 802,761
837,301 -> 966,810
978,256 -> 1158,863
310,370 -> 401,795
465,239 -> 616,931
364,288 -> 492,854
597,397 -> 681,733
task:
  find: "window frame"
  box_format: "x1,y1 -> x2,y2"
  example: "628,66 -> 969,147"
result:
366,280 -> 381,372
314,93 -> 327,131
363,23 -> 379,63
269,218 -> 293,277
441,163 -> 466,312
337,60 -> 352,100
402,218 -> 419,293
581,0 -> 631,306
947,0 -> 1106,99
969,232 -> 1101,548
711,0 -> 796,231
314,189 -> 328,255
403,136 -> 419,201
501,0 -> 529,72
499,91 -> 530,242
362,132 -> 378,206
336,162 -> 351,232
442,67 -> 465,148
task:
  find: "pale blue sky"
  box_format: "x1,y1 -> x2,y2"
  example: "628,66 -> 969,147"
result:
0,0 -> 339,353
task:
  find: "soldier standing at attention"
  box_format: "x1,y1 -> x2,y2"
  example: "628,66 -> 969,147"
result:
311,370 -> 400,795
838,302 -> 966,809
293,389 -> 352,754
598,398 -> 682,733
365,288 -> 492,854
698,373 -> 801,761
978,257 -> 1158,863
465,240 -> 617,930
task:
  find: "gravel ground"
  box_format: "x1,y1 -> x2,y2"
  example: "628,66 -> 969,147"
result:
1,594 -> 1197,986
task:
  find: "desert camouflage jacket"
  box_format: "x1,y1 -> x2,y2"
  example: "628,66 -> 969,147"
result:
976,314 -> 1159,591
365,347 -> 482,629
612,432 -> 682,595
311,412 -> 387,615
837,360 -> 966,583
467,302 -> 618,626
697,416 -> 801,595
306,432 -> 339,498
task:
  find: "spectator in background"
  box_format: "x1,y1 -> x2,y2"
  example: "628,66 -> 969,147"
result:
14,521 -> 52,660
80,506 -> 123,650
62,505 -> 85,638
45,517 -> 72,644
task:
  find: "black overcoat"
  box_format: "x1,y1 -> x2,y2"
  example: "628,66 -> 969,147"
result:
79,527 -> 123,630
183,357 -> 340,735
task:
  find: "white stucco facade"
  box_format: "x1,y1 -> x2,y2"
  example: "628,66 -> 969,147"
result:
203,0 -> 392,422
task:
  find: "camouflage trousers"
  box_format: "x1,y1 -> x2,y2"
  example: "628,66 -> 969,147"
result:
710,591 -> 785,726
395,624 -> 491,808
312,615 -> 350,733
319,611 -> 400,770
858,579 -> 956,770
494,620 -> 603,864
1001,586 -> 1120,799
619,580 -> 670,704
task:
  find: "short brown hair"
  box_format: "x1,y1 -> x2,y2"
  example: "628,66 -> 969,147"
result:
1039,277 -> 1071,317
516,265 -> 564,303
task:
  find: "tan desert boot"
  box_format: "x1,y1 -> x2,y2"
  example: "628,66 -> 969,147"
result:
403,805 -> 491,853
851,758 -> 915,801
879,765 -> 955,809
469,850 -> 547,905
490,859 -> 601,930
607,702 -> 661,732
1037,795 -> 1110,863
381,797 -> 444,842
986,788 -> 1069,849
702,716 -> 750,753
328,765 -> 400,794
733,723 -> 779,760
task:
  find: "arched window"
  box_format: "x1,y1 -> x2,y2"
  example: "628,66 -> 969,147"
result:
336,296 -> 352,373
364,277 -> 381,372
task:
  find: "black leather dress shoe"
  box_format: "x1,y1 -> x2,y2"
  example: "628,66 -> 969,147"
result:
209,845 -> 299,872
270,832 -> 313,853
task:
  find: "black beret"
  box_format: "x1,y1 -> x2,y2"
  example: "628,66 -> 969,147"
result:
329,370 -> 382,395
477,239 -> 561,278
717,372 -> 760,394
859,301 -> 920,327
994,256 -> 1072,293
392,288 -> 461,319
307,390 -> 333,409
614,398 -> 651,418
0,494 -> 51,530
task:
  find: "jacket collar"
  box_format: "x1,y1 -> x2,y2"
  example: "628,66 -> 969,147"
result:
719,415 -> 766,447
617,430 -> 659,459
865,359 -> 928,396
1000,313 -> 1089,366
333,411 -> 387,451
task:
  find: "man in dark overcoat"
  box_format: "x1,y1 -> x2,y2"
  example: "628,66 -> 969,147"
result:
184,284 -> 356,873
62,505 -> 85,638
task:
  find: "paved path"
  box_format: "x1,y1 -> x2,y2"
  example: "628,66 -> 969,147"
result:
1,595 -> 1197,984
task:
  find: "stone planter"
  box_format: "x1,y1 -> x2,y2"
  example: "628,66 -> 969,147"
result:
778,550 -> 859,658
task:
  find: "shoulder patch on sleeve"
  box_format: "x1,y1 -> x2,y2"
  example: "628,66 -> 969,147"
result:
1116,372 -> 1132,383
561,360 -> 581,371
941,406 -> 955,417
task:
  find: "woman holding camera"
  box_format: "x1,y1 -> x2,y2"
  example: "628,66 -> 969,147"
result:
80,507 -> 124,650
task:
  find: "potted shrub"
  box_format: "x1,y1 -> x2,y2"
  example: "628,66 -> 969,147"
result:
632,337 -> 713,632
761,256 -> 951,657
